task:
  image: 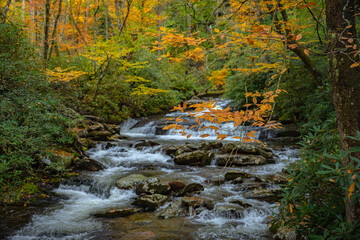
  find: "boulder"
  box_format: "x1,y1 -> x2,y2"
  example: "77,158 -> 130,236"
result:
229,199 -> 252,208
87,130 -> 113,141
136,177 -> 170,195
75,158 -> 105,171
156,200 -> 185,219
200,141 -> 223,150
132,194 -> 169,211
215,204 -> 244,217
168,180 -> 186,193
134,140 -> 160,148
174,150 -> 214,166
115,174 -> 148,190
256,148 -> 276,160
224,171 -> 252,181
164,145 -> 179,156
209,176 -> 225,186
181,197 -> 214,210
92,208 -> 142,218
181,183 -> 204,195
216,154 -> 267,166
221,143 -> 258,154
243,188 -> 282,203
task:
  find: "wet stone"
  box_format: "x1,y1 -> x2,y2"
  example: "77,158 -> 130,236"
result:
181,183 -> 204,196
136,177 -> 170,195
93,208 -> 142,218
224,171 -> 252,181
74,158 -> 105,171
132,194 -> 169,211
243,188 -> 282,203
115,174 -> 148,190
168,180 -> 186,193
229,199 -> 252,208
216,154 -> 267,166
174,150 -> 214,166
156,200 -> 185,219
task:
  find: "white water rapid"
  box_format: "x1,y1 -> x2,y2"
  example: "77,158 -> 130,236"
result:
9,99 -> 300,240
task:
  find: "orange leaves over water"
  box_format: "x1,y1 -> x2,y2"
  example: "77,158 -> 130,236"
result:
163,90 -> 285,143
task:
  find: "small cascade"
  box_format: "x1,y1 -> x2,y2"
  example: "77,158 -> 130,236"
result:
8,97 -> 300,240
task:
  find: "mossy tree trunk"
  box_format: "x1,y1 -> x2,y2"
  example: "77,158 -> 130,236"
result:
326,0 -> 360,224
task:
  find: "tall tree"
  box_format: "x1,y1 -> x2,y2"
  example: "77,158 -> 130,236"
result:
326,0 -> 360,224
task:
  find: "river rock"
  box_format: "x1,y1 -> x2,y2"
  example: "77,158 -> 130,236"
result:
174,150 -> 214,166
132,194 -> 169,211
181,183 -> 205,195
243,188 -> 282,203
134,140 -> 160,149
115,174 -> 148,190
221,143 -> 258,154
215,204 -> 244,217
136,177 -> 170,195
164,145 -> 179,156
156,200 -> 185,219
257,147 -> 276,160
224,171 -> 252,180
168,180 -> 186,193
74,158 -> 105,171
216,154 -> 267,166
229,199 -> 252,208
200,141 -> 223,150
181,197 -> 214,210
93,208 -> 142,218
87,130 -> 113,141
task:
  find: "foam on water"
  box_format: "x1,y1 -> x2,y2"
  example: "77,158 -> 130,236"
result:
11,185 -> 136,240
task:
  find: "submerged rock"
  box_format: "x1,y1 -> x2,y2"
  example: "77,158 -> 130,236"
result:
132,194 -> 169,211
115,174 -> 148,190
136,177 -> 170,195
174,150 -> 214,166
93,208 -> 142,218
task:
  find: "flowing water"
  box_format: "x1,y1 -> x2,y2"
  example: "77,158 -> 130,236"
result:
6,99 -> 300,240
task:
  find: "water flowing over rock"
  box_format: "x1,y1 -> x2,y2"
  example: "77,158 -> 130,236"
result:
6,99 -> 301,240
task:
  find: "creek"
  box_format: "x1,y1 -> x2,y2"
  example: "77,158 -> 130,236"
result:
5,99 -> 300,240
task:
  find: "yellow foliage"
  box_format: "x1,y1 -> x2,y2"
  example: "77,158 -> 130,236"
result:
208,69 -> 228,87
46,67 -> 87,82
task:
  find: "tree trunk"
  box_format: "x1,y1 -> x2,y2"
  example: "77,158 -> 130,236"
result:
48,0 -> 63,62
2,0 -> 12,23
43,0 -> 51,61
326,0 -> 360,224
